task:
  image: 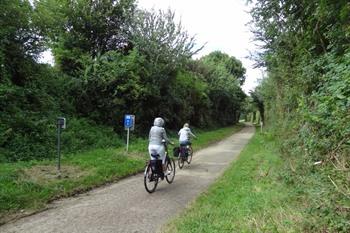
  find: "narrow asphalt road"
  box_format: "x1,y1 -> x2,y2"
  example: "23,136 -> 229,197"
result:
1,126 -> 255,233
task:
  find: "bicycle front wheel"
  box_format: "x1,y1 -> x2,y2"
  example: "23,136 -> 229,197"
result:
144,163 -> 158,193
165,157 -> 176,184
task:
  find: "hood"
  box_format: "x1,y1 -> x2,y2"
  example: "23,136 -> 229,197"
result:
153,117 -> 164,127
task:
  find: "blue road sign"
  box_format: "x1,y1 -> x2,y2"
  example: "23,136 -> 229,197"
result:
124,115 -> 135,130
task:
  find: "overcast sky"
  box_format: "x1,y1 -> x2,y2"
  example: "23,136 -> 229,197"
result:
137,0 -> 262,93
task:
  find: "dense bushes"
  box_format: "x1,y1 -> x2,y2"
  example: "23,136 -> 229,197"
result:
296,52 -> 350,159
250,0 -> 350,231
0,64 -> 123,161
0,116 -> 123,162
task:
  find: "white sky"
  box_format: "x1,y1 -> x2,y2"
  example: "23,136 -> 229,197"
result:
137,0 -> 263,93
39,0 -> 262,93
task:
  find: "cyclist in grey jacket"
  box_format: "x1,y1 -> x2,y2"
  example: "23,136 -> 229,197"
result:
148,117 -> 173,174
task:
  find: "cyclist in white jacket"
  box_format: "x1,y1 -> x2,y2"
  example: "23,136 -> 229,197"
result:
178,123 -> 196,146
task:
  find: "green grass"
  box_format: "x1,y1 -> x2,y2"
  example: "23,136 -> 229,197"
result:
0,124 -> 243,224
163,131 -> 305,233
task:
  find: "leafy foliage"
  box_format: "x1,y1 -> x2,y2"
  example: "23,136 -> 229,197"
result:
0,1 -> 246,162
201,51 -> 246,124
34,0 -> 137,75
0,0 -> 43,85
131,9 -> 203,73
249,0 -> 350,231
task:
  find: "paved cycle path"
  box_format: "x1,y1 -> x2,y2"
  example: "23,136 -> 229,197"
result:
1,126 -> 255,233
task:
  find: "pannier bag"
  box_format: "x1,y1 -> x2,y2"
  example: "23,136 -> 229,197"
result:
150,159 -> 163,175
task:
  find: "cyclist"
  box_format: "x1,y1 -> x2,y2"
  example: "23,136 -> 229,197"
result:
178,123 -> 196,151
148,117 -> 173,175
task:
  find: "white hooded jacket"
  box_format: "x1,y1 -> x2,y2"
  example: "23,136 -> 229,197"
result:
178,126 -> 196,142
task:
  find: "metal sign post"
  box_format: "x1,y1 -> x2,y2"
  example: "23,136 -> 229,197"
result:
57,117 -> 66,173
126,128 -> 130,152
124,114 -> 135,152
57,125 -> 61,171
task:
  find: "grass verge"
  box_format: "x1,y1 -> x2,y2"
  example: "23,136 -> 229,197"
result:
0,124 -> 243,224
162,131 -> 305,233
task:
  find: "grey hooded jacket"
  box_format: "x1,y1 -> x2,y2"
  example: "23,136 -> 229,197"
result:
148,118 -> 170,145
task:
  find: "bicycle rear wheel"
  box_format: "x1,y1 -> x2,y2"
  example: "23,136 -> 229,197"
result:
165,157 -> 175,184
178,156 -> 184,169
144,163 -> 158,193
187,147 -> 193,164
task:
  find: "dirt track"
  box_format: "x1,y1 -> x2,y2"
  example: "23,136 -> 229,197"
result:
1,126 -> 255,233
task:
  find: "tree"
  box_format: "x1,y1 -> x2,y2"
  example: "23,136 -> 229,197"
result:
127,9 -> 205,129
1,0 -> 43,85
35,0 -> 136,75
130,9 -> 203,73
201,51 -> 246,85
200,51 -> 246,125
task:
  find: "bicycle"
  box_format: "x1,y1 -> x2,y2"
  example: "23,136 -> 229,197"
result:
144,140 -> 176,193
177,144 -> 193,169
